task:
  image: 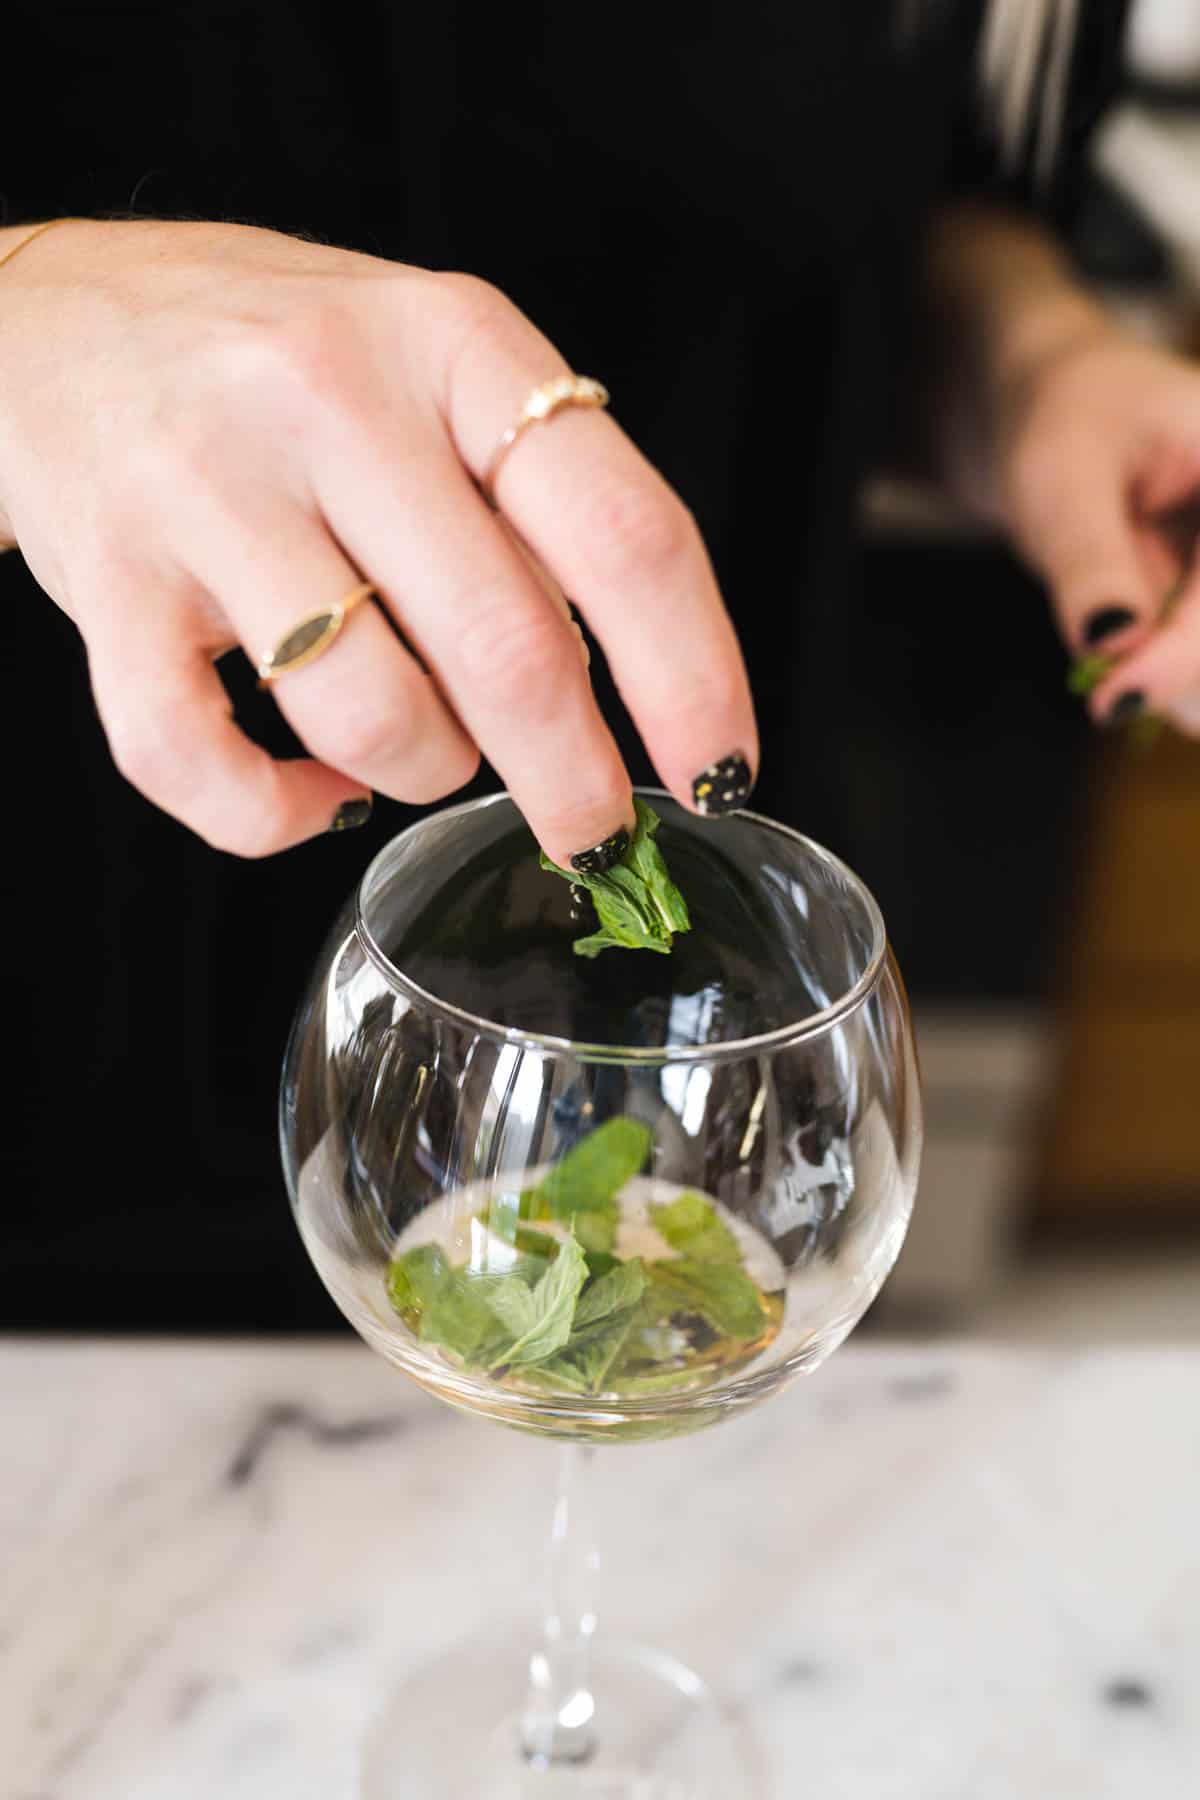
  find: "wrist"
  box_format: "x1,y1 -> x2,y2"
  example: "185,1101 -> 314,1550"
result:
989,287 -> 1117,412
925,206 -> 1118,518
934,209 -> 1114,389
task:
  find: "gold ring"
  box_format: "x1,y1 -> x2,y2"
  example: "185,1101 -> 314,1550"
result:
256,580 -> 376,686
480,374 -> 609,507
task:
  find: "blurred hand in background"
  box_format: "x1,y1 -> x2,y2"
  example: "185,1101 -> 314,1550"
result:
928,202 -> 1200,735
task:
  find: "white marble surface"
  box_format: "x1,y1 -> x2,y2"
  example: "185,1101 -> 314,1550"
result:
4,1337 -> 1198,1798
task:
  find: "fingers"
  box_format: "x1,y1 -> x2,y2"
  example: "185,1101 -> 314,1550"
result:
1007,438 -> 1160,660
427,281 -> 758,817
1006,434 -> 1200,732
1088,568 -> 1200,732
308,428 -> 635,869
494,514 -> 590,671
87,581 -> 370,857
181,499 -> 481,807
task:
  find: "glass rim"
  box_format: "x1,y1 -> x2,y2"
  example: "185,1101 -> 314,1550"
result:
354,788 -> 889,1063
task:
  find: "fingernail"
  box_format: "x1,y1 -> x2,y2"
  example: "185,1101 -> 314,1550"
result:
329,796 -> 373,832
568,881 -> 594,924
1105,691 -> 1145,727
569,827 -> 630,876
692,752 -> 754,816
1084,606 -> 1137,647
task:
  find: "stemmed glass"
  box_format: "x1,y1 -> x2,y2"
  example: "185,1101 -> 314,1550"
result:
280,790 -> 921,1798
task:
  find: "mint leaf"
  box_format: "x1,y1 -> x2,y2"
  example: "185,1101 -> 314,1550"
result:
572,925 -> 668,959
1067,654 -> 1113,697
650,1190 -> 741,1264
519,1360 -> 594,1395
556,861 -> 670,956
645,1258 -> 767,1341
387,1244 -> 450,1317
540,797 -> 691,957
559,1308 -> 641,1392
535,1117 -> 652,1216
597,866 -> 665,939
568,1210 -> 618,1254
529,1296 -> 645,1396
508,1258 -> 648,1395
626,800 -> 691,935
420,1278 -> 510,1362
477,1197 -> 558,1258
572,928 -> 625,959
480,1273 -> 538,1339
522,1115 -> 651,1252
387,1246 -> 545,1366
385,1247 -> 514,1362
490,1230 -> 589,1369
469,1255 -> 547,1291
573,1257 -> 647,1328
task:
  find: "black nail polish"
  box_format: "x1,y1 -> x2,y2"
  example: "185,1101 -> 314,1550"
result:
570,827 -> 630,876
1106,691 -> 1145,726
692,752 -> 754,816
329,797 -> 373,832
1084,606 -> 1137,647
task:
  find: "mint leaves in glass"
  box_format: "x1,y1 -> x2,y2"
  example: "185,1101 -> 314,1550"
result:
281,790 -> 921,1797
385,1118 -> 781,1401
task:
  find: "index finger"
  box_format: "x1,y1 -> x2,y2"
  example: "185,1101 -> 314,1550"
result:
437,288 -> 759,819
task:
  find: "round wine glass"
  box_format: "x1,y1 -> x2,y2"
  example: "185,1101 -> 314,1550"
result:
281,790 -> 921,1799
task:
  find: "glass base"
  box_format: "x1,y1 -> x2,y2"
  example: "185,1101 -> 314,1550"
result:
360,1633 -> 760,1800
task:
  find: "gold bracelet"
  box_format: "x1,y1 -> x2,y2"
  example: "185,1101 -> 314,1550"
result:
0,216 -> 84,274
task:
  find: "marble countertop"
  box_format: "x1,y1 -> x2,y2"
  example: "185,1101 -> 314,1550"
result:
4,1337 -> 1197,1798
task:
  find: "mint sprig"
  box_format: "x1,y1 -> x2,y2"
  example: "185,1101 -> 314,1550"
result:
541,797 -> 692,957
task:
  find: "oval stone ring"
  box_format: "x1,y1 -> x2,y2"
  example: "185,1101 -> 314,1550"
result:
255,580 -> 377,687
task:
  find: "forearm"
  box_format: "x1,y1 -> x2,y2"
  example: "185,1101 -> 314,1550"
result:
921,202 -> 1114,521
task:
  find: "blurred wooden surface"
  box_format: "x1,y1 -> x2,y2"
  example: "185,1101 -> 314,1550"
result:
1036,728 -> 1200,1232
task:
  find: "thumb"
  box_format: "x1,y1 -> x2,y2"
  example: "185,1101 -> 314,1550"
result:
1007,448 -> 1158,657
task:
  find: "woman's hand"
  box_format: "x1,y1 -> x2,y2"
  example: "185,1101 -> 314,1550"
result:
927,204 -> 1200,734
998,323 -> 1200,734
0,219 -> 756,859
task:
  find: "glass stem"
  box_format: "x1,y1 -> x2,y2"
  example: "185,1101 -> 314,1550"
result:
519,1442 -> 599,1767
